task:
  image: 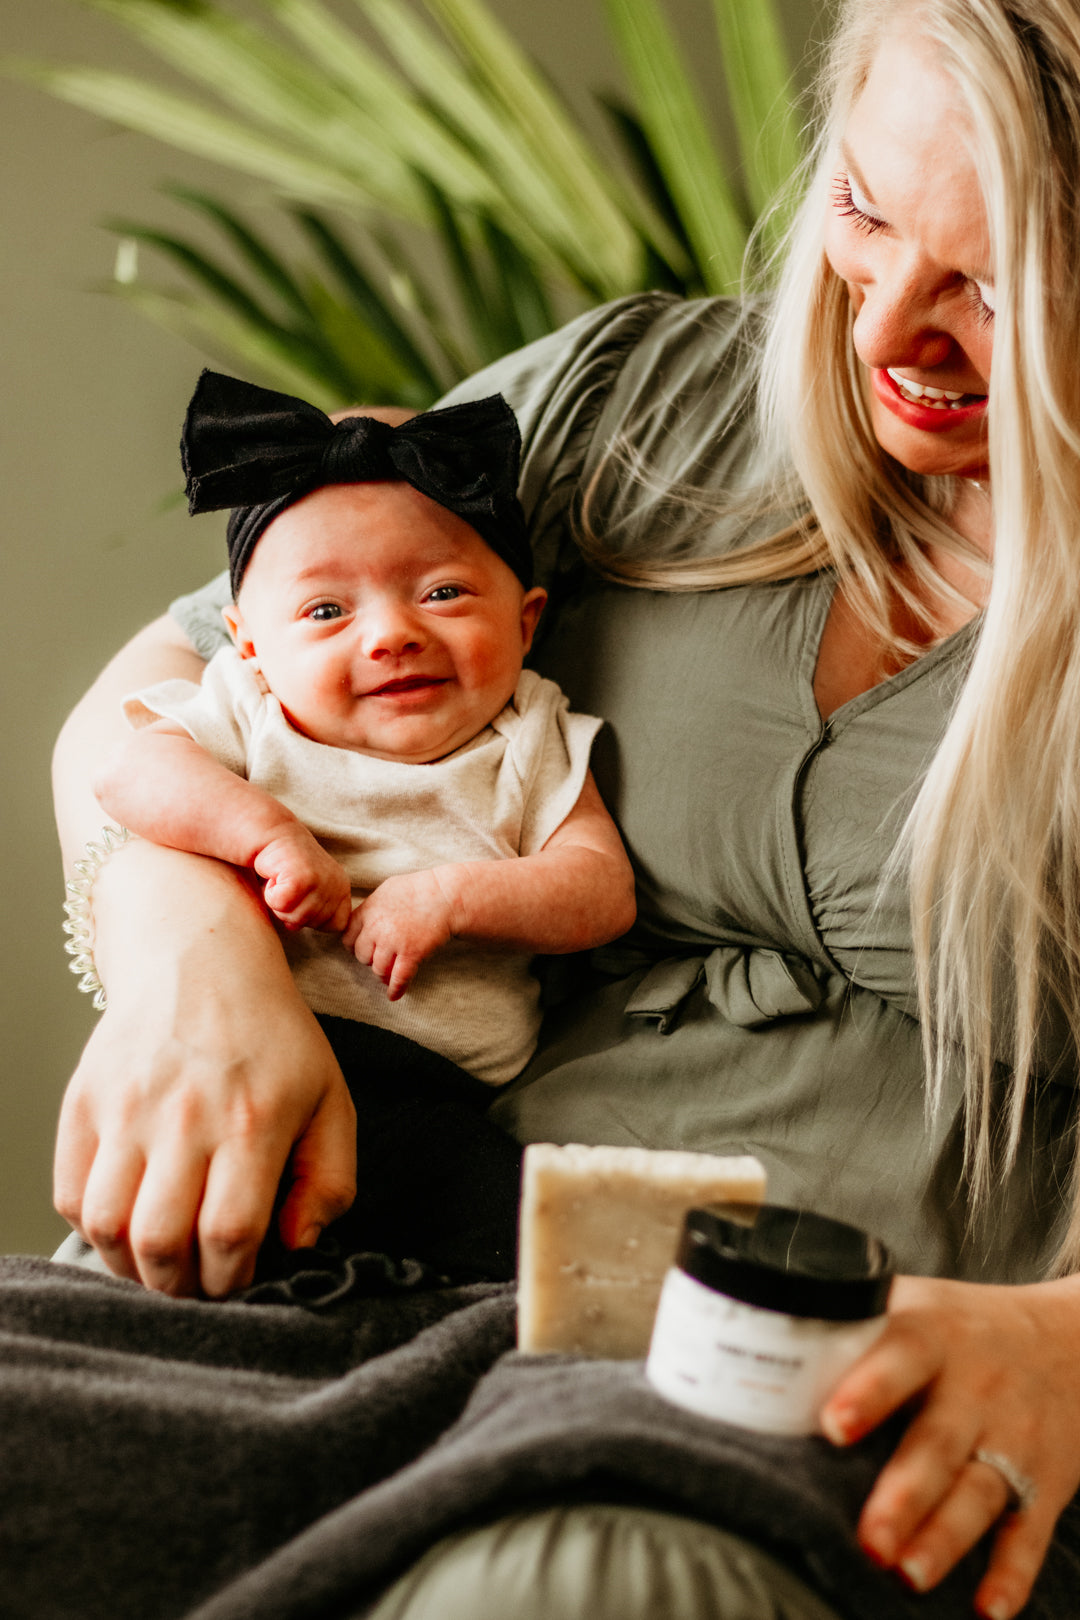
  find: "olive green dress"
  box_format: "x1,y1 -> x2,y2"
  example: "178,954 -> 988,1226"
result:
172,293 -> 1079,1619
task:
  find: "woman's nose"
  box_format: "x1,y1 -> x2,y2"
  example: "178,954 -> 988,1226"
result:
849,269 -> 955,372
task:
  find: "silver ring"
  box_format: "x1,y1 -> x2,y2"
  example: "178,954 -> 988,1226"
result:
973,1448 -> 1039,1513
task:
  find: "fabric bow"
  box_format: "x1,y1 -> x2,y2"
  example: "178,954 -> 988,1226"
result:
180,369 -> 532,596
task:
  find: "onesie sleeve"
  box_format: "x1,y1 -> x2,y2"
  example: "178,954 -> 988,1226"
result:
122,648 -> 260,778
492,670 -> 602,855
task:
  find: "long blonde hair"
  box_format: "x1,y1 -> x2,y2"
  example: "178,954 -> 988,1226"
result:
586,0 -> 1080,1272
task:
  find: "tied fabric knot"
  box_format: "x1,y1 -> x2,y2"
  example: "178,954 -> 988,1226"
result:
318,414 -> 396,485
180,369 -> 532,596
624,944 -> 824,1032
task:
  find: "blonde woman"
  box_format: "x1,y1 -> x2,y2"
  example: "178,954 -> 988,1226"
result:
34,1 -> 1080,1617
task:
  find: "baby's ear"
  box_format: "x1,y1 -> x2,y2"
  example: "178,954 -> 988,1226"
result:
222,603 -> 257,660
520,586 -> 547,653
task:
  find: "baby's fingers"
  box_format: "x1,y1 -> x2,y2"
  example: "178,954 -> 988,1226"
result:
343,906 -> 367,957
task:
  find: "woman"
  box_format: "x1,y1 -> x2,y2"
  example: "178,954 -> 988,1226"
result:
43,0 -> 1080,1616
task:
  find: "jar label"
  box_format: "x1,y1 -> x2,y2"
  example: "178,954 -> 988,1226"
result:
645,1267 -> 886,1435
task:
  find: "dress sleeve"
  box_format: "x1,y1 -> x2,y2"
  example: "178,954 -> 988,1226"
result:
437,292 -> 771,583
122,648 -> 257,778
169,569 -> 232,663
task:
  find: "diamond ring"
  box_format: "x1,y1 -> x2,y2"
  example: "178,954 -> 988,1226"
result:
973,1448 -> 1039,1513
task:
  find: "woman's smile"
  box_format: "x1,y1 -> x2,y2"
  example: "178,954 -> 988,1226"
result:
872,364 -> 988,432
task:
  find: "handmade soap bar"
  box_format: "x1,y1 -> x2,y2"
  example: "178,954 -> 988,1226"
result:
517,1143 -> 766,1358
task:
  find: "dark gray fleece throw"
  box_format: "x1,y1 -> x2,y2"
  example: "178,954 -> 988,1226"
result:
0,1254 -> 1077,1620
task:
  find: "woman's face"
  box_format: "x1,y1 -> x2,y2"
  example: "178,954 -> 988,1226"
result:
824,33 -> 994,480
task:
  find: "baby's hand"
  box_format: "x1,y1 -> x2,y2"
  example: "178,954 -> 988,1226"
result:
254,831 -> 352,933
343,868 -> 458,1000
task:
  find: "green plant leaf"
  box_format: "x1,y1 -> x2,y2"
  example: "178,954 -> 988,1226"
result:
102,279 -> 349,408
162,183 -> 320,324
596,93 -> 699,293
477,216 -> 556,351
710,0 -> 804,244
364,0 -> 643,297
7,60 -> 406,212
55,1 -> 432,214
259,0 -> 505,212
296,278 -> 438,405
293,211 -> 447,399
601,0 -> 747,293
419,0 -> 682,283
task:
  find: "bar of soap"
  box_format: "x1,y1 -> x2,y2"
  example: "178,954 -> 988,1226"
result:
517,1143 -> 766,1358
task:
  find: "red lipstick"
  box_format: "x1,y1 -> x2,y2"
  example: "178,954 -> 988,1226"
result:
871,367 -> 987,433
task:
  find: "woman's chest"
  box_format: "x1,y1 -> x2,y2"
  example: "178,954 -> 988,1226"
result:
531,575 -> 967,994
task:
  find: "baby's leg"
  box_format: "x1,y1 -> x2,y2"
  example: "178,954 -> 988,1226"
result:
308,1016 -> 523,1282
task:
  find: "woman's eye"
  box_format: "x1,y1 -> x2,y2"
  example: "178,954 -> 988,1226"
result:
308,602 -> 343,622
831,172 -> 888,236
426,585 -> 462,603
971,279 -> 996,327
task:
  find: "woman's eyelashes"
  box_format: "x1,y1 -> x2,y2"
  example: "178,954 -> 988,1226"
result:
832,171 -> 888,235
971,279 -> 996,327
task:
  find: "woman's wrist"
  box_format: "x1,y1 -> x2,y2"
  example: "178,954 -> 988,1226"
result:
87,836 -> 294,1010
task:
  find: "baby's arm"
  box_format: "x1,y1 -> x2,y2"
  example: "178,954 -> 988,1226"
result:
344,770 -> 635,999
95,721 -> 352,933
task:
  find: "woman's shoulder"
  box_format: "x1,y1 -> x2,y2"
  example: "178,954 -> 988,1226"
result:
440,293 -> 768,584
439,293 -> 761,478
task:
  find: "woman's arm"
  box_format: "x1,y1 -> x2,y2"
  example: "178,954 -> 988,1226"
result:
52,615 -> 356,1296
821,1273 -> 1080,1620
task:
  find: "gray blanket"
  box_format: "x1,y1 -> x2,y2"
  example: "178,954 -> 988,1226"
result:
1,1253 -> 1077,1620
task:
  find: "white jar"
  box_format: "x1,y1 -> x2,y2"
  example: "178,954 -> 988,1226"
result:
646,1204 -> 893,1436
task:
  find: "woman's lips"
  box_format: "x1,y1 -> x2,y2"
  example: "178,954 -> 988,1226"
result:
872,366 -> 988,433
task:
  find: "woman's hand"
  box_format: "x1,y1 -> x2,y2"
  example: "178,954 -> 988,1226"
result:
54,840 -> 357,1297
820,1272 -> 1080,1620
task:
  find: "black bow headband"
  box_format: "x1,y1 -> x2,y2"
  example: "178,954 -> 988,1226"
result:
181,370 -> 532,597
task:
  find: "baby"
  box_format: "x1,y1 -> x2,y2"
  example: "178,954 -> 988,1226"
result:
96,372 -> 635,1280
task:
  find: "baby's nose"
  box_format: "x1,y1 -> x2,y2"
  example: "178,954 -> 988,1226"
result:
359,602 -> 426,658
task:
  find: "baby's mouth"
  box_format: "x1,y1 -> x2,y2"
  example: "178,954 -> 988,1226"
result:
367,675 -> 447,696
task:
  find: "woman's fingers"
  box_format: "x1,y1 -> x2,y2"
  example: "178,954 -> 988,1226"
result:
76,1138 -> 148,1284
821,1301 -> 941,1447
127,1133 -> 209,1295
974,1493 -> 1057,1620
197,1135 -> 287,1297
52,1074 -> 100,1237
276,1079 -> 357,1252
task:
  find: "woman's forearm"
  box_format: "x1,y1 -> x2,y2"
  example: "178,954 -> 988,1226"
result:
52,613 -> 211,872
51,612 -> 357,1295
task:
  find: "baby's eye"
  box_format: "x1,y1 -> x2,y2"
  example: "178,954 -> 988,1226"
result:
425,584 -> 463,603
308,602 -> 343,622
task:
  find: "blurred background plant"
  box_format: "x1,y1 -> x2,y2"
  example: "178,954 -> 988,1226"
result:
9,0 -> 807,411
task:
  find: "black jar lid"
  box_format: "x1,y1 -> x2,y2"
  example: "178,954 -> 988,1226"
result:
675,1203 -> 893,1322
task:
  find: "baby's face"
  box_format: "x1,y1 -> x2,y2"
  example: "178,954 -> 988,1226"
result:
224,481 -> 546,762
